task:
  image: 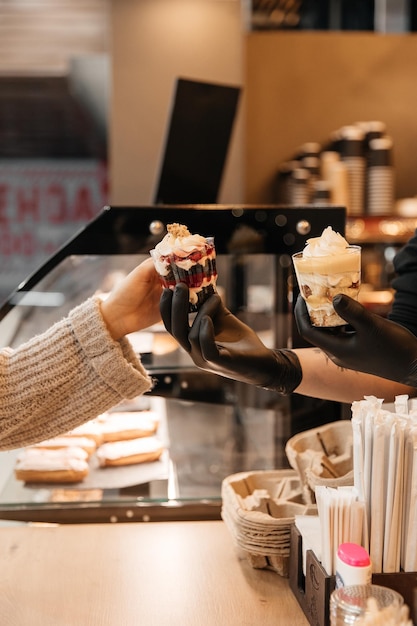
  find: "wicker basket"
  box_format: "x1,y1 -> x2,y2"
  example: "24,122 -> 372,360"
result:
221,469 -> 316,577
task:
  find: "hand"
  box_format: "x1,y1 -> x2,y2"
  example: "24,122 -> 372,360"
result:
160,283 -> 302,394
294,293 -> 417,386
101,258 -> 162,340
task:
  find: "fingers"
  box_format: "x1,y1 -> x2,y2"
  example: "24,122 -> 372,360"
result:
294,294 -> 313,337
160,283 -> 192,351
332,294 -> 373,330
197,315 -> 221,362
188,294 -> 223,360
130,257 -> 158,285
160,283 -> 224,360
159,288 -> 174,335
294,294 -> 349,355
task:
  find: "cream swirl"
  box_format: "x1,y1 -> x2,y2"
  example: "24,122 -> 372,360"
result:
152,231 -> 208,259
303,226 -> 350,258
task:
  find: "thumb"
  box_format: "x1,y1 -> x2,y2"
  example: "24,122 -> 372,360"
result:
332,294 -> 372,330
199,315 -> 220,362
294,294 -> 312,335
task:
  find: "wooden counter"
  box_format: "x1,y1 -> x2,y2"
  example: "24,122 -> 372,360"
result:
0,520 -> 308,626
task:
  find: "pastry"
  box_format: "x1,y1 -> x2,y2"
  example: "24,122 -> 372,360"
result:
33,435 -> 97,457
96,436 -> 164,467
15,447 -> 89,484
150,222 -> 217,311
65,421 -> 104,446
96,411 -> 159,442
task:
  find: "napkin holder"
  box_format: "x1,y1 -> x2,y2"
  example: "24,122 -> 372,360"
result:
289,524 -> 417,626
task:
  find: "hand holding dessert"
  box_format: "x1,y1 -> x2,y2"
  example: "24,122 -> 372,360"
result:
292,226 -> 361,327
295,293 -> 417,387
160,283 -> 302,395
150,223 -> 217,312
100,258 -> 162,340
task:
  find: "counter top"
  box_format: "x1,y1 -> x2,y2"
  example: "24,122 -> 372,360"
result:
0,520 -> 308,626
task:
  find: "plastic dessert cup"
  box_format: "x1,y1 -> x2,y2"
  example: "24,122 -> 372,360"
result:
292,245 -> 361,327
151,236 -> 217,313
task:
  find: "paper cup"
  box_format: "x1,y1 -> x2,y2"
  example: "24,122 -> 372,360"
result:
292,245 -> 361,327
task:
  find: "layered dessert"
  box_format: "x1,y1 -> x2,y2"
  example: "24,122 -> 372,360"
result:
292,226 -> 361,327
150,223 -> 217,312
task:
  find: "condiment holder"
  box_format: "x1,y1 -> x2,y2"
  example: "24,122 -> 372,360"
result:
221,469 -> 316,577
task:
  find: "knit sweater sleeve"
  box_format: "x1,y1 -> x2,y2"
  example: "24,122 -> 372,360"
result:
0,296 -> 153,450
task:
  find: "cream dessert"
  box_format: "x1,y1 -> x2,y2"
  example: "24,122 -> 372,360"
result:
32,435 -> 97,457
292,226 -> 361,327
15,446 -> 89,484
96,436 -> 164,467
95,411 -> 159,442
150,223 -> 217,311
65,421 -> 104,447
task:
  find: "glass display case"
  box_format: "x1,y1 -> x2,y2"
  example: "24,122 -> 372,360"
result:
346,215 -> 417,316
0,204 -> 346,523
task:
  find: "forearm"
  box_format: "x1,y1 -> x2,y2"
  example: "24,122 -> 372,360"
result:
293,347 -> 416,404
0,297 -> 153,450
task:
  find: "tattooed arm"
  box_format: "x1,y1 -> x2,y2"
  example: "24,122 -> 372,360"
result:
293,347 -> 415,404
160,283 -> 415,406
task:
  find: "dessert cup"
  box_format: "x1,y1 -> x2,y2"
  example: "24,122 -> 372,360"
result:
292,245 -> 361,327
150,225 -> 217,312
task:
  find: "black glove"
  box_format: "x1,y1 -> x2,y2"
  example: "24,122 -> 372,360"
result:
294,293 -> 417,387
160,283 -> 302,395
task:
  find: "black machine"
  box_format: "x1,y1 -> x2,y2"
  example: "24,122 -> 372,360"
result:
154,78 -> 241,204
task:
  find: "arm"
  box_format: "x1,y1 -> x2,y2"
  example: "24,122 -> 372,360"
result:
0,258 -> 162,450
293,230 -> 417,395
293,347 -> 415,404
294,293 -> 417,391
160,283 -> 415,407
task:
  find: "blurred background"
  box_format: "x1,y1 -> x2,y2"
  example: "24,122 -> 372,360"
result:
2,0 -> 417,308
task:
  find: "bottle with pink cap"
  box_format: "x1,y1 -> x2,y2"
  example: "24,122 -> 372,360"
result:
335,543 -> 372,589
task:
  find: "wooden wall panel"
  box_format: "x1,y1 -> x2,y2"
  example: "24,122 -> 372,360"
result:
245,31 -> 417,203
0,0 -> 110,75
110,0 -> 244,206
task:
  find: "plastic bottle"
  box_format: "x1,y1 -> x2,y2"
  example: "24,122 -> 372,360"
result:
335,543 -> 372,588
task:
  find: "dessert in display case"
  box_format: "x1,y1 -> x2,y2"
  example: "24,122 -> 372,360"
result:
0,204 -> 346,524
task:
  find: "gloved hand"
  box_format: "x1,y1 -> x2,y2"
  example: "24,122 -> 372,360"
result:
294,293 -> 417,386
160,283 -> 302,395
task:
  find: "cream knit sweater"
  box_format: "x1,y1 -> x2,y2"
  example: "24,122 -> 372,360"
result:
0,296 -> 153,450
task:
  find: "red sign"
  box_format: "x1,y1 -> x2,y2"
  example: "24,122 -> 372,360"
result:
0,159 -> 108,299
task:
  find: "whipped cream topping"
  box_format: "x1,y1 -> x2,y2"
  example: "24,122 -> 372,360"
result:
16,446 -> 89,471
97,411 -> 159,434
96,436 -> 163,462
303,226 -> 350,258
67,421 -> 103,438
34,436 -> 97,452
151,223 -> 209,259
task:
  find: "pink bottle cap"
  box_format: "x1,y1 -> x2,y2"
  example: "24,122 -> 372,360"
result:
337,543 -> 371,567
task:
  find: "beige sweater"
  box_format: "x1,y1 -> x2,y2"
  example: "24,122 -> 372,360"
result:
0,296 -> 153,450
